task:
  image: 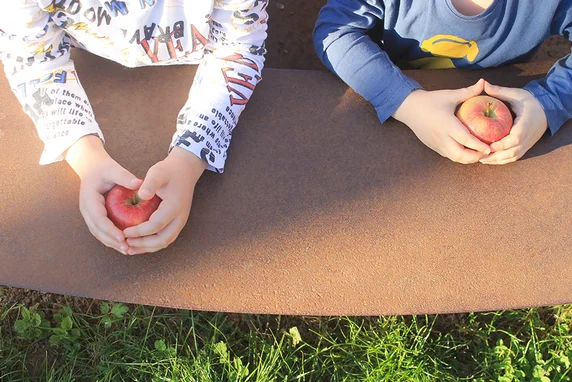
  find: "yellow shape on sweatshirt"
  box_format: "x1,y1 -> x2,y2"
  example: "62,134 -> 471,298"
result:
409,34 -> 479,69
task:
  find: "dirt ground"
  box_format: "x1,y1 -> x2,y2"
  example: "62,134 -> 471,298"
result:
1,0 -> 571,310
264,0 -> 571,70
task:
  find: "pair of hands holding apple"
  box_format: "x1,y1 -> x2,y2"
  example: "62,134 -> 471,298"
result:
393,79 -> 548,165
65,136 -> 206,255
66,79 -> 546,256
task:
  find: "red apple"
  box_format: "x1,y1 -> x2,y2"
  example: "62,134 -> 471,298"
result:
456,95 -> 513,145
105,185 -> 161,230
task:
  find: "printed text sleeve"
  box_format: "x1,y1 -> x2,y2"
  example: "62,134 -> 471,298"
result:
0,1 -> 103,165
171,0 -> 268,173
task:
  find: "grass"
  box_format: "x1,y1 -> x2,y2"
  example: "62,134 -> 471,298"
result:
0,294 -> 571,381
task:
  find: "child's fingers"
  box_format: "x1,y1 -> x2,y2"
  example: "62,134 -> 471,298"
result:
94,229 -> 129,254
489,132 -> 521,152
453,78 -> 485,103
443,137 -> 484,164
80,190 -> 119,237
127,235 -> 170,253
127,218 -> 182,254
109,168 -> 142,190
83,212 -> 128,254
480,147 -> 522,165
138,165 -> 169,200
124,198 -> 182,238
489,115 -> 526,152
88,196 -> 126,241
93,214 -> 128,245
79,181 -> 130,253
482,120 -> 535,164
483,81 -> 520,104
449,121 -> 491,154
81,190 -> 128,252
123,217 -> 168,239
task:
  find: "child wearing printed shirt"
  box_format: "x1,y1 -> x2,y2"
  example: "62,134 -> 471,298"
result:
0,0 -> 268,255
314,0 -> 572,165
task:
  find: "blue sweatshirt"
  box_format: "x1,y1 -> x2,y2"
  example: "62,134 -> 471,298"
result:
314,0 -> 572,135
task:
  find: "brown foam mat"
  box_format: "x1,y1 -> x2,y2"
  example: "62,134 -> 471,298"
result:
1,51 -> 571,315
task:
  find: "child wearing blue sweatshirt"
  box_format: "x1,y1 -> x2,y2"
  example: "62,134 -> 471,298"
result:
314,0 -> 572,165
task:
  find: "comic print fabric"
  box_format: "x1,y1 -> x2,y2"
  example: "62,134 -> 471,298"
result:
0,0 -> 268,172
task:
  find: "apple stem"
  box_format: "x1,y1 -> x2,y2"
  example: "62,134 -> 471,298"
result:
131,193 -> 138,206
485,102 -> 492,118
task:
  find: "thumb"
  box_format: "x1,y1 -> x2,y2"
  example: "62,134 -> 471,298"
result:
110,167 -> 142,190
453,78 -> 485,102
138,165 -> 168,200
483,81 -> 519,103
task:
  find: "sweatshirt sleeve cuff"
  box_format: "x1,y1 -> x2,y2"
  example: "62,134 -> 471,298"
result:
371,71 -> 422,123
38,128 -> 104,165
170,131 -> 226,174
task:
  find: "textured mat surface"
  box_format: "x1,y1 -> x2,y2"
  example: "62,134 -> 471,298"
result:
1,51 -> 571,315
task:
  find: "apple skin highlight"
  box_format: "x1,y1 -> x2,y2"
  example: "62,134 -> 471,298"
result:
105,185 -> 162,230
456,95 -> 513,145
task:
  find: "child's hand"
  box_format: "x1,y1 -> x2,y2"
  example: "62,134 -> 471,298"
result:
123,147 -> 206,255
479,81 -> 548,165
392,78 -> 492,163
65,135 -> 142,255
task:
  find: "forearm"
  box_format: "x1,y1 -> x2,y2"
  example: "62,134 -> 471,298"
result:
171,52 -> 263,173
313,1 -> 421,123
171,0 -> 267,173
523,3 -> 572,135
523,53 -> 572,135
1,2 -> 103,165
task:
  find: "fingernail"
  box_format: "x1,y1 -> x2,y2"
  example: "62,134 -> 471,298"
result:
484,149 -> 491,155
117,236 -> 123,241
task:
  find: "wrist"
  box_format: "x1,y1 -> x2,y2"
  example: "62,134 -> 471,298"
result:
392,89 -> 425,124
65,134 -> 109,179
168,146 -> 207,180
